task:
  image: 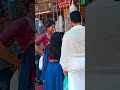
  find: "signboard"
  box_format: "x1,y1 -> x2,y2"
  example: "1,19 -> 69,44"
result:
57,0 -> 72,9
80,0 -> 85,5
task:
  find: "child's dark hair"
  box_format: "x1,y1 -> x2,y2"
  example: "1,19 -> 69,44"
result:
70,11 -> 81,23
49,32 -> 62,60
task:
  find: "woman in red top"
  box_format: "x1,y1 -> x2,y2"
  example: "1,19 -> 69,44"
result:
35,19 -> 55,84
35,19 -> 55,55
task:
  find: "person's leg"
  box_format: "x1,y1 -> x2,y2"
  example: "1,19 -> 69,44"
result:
68,71 -> 85,90
35,55 -> 41,82
0,68 -> 14,90
29,83 -> 35,90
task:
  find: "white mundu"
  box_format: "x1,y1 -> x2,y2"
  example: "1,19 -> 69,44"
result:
60,25 -> 85,90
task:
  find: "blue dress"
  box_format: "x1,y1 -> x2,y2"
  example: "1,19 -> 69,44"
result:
41,45 -> 63,90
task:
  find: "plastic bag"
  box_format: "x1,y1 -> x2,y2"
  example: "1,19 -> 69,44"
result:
39,55 -> 43,70
63,75 -> 68,90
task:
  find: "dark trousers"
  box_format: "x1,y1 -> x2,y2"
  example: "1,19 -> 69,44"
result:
0,68 -> 14,90
35,54 -> 41,81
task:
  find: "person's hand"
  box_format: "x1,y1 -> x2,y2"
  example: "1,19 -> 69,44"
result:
16,60 -> 21,70
40,51 -> 44,56
63,71 -> 68,76
11,59 -> 21,71
47,41 -> 50,45
13,58 -> 21,70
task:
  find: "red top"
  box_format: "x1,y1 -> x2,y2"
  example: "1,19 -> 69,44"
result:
48,49 -> 52,61
48,54 -> 53,61
35,33 -> 49,48
0,18 -> 35,51
48,54 -> 59,62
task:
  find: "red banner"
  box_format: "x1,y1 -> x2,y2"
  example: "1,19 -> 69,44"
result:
57,0 -> 72,9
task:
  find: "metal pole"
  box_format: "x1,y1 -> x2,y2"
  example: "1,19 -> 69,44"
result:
77,3 -> 80,12
42,14 -> 43,22
46,14 -> 47,21
53,5 -> 55,21
56,1 -> 58,20
39,14 -> 40,20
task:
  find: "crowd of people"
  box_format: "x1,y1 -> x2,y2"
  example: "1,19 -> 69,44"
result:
0,0 -> 85,90
35,11 -> 85,90
1,0 -> 119,89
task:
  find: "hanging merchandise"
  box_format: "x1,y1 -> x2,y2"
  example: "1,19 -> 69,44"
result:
64,19 -> 67,32
35,18 -> 40,32
63,6 -> 69,32
64,13 -> 71,32
80,0 -> 85,5
8,0 -> 17,20
58,15 -> 64,32
69,0 -> 76,13
55,20 -> 59,32
55,1 -> 59,20
64,8 -> 69,19
64,14 -> 71,32
66,15 -> 72,31
65,0 -> 75,31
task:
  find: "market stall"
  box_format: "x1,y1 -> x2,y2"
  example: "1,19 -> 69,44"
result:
35,0 -> 86,33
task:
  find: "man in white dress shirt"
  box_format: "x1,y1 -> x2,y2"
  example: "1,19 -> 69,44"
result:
60,11 -> 85,90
